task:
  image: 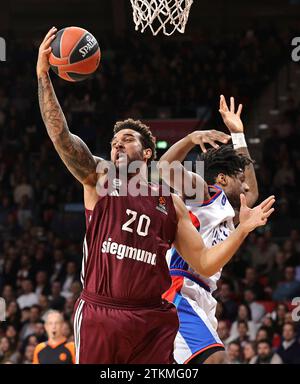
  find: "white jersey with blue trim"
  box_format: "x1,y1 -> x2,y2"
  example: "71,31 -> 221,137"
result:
167,185 -> 235,292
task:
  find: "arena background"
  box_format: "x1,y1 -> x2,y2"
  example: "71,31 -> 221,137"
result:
0,0 -> 300,364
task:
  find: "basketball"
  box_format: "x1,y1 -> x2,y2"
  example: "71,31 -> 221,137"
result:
49,26 -> 101,82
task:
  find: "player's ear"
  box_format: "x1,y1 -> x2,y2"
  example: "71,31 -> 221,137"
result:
216,173 -> 227,186
143,148 -> 152,161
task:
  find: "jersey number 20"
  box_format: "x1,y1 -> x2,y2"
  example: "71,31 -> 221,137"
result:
122,209 -> 150,237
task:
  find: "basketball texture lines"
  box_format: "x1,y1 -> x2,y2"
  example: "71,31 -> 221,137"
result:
49,26 -> 100,82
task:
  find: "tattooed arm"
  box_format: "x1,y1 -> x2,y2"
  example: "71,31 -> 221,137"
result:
37,27 -> 100,186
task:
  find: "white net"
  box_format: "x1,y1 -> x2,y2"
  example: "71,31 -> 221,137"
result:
130,0 -> 194,36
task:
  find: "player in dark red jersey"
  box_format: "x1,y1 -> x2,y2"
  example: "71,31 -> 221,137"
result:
36,28 -> 275,364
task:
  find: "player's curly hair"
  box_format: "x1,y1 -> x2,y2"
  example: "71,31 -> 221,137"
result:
113,118 -> 156,162
199,144 -> 254,184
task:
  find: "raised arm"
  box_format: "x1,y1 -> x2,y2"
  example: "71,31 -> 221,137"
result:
158,130 -> 230,199
37,27 -> 99,186
172,193 -> 275,277
219,95 -> 259,207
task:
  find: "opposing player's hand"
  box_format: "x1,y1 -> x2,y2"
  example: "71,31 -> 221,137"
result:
239,194 -> 275,233
189,130 -> 231,153
219,95 -> 244,133
36,27 -> 57,77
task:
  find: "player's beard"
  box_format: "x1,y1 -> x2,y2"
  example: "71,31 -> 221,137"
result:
114,150 -> 144,176
226,190 -> 241,210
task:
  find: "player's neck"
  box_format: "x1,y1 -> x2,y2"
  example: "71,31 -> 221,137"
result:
117,165 -> 148,185
213,182 -> 223,189
131,162 -> 147,178
48,336 -> 66,347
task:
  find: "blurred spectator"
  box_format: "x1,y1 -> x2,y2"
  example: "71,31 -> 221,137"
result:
226,342 -> 242,364
256,326 -> 273,343
290,230 -> 300,253
217,320 -> 230,345
31,248 -> 52,276
19,308 -> 31,330
5,301 -> 21,330
260,314 -> 281,348
268,250 -> 287,288
250,340 -> 282,364
0,336 -> 20,364
5,325 -> 19,352
22,345 -> 35,364
273,161 -> 295,189
231,320 -> 251,348
38,295 -> 50,320
17,195 -> 33,229
215,283 -> 238,322
69,281 -> 81,301
228,304 -> 258,342
64,296 -> 77,320
26,335 -> 39,349
241,267 -> 264,300
260,314 -> 276,335
35,271 -> 51,297
16,256 -> 32,289
13,176 -> 33,205
271,303 -> 288,335
2,285 -> 15,304
17,280 -> 38,310
34,322 -> 47,343
277,323 -> 300,364
242,341 -> 256,364
272,266 -> 300,301
249,235 -> 279,274
62,321 -> 73,342
20,334 -> 39,359
243,289 -> 266,323
42,194 -> 58,226
49,281 -> 66,311
50,249 -> 66,283
282,239 -> 300,267
61,262 -> 79,299
19,305 -> 41,341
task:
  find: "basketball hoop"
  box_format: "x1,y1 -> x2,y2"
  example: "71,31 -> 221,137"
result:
130,0 -> 194,36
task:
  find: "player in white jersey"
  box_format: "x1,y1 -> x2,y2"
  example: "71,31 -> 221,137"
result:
160,95 -> 259,364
